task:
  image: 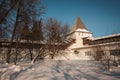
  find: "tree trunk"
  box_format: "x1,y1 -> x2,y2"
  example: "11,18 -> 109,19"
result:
14,47 -> 18,65
6,2 -> 20,63
14,37 -> 20,65
107,60 -> 110,71
31,47 -> 45,63
29,48 -> 33,60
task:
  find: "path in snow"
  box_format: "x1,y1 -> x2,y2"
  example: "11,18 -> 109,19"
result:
0,60 -> 120,80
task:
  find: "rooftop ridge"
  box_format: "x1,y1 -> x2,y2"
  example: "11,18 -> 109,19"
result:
93,33 -> 120,40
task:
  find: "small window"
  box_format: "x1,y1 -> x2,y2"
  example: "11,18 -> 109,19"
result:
74,50 -> 79,54
85,51 -> 91,56
82,32 -> 83,36
110,49 -> 120,55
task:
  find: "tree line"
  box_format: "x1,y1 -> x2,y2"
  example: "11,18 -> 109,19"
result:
0,0 -> 70,64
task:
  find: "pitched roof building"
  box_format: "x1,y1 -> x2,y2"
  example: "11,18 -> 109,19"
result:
64,17 -> 120,60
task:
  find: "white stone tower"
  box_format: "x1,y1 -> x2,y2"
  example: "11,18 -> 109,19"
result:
68,17 -> 92,48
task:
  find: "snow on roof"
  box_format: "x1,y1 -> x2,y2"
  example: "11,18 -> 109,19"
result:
75,29 -> 90,33
93,33 -> 120,40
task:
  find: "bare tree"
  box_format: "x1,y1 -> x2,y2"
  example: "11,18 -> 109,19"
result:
1,0 -> 45,64
93,45 -> 104,61
44,18 -> 69,59
31,20 -> 44,41
93,45 -> 114,71
0,0 -> 17,24
31,19 -> 44,63
31,18 -> 70,63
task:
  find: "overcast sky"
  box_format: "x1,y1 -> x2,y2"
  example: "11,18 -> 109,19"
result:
43,0 -> 120,37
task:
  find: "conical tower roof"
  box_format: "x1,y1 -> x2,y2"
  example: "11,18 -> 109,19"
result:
70,17 -> 87,33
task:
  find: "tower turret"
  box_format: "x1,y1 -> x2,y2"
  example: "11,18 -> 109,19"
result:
68,17 -> 92,48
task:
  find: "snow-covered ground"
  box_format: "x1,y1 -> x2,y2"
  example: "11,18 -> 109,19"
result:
0,60 -> 120,80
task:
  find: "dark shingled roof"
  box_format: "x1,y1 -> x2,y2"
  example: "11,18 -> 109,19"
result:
70,17 -> 87,33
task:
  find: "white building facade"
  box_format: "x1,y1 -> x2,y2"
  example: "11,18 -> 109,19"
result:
56,17 -> 120,60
